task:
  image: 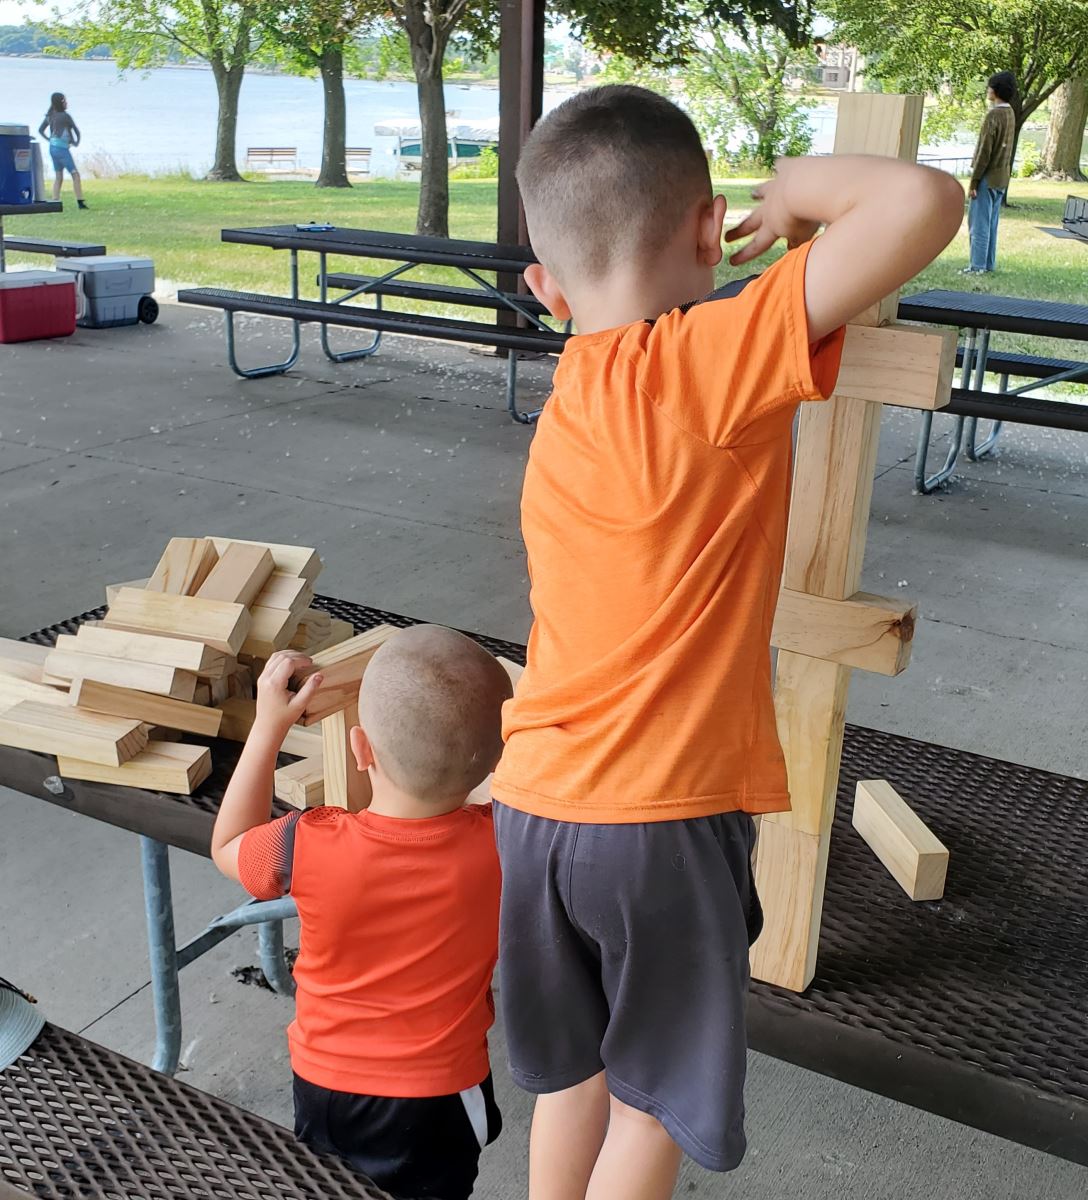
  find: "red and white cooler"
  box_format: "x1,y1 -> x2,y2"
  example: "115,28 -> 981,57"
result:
0,270 -> 77,343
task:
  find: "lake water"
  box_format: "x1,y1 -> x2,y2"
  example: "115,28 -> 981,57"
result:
0,56 -> 852,178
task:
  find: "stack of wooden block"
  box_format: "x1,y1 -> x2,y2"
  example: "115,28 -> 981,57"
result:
0,536 -> 353,796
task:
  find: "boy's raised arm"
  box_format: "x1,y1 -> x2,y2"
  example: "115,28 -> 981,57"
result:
726,155 -> 964,343
210,651 -> 323,882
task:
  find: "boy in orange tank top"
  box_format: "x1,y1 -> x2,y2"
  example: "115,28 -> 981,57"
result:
492,85 -> 963,1198
211,625 -> 512,1200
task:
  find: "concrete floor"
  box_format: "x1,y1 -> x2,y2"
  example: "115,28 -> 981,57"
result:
1,309 -> 1086,1198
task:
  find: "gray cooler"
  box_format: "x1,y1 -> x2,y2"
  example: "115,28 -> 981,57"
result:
54,254 -> 158,328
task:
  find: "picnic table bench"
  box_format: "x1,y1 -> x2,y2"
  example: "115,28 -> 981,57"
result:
0,236 -> 105,259
0,202 -> 62,273
245,146 -> 298,170
1,596 -> 1087,1167
346,147 -> 373,174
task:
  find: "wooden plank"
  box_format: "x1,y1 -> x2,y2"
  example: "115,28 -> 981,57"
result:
69,677 -> 223,737
253,572 -> 314,615
772,590 -> 916,676
45,646 -> 199,701
147,537 -> 219,596
0,638 -> 51,684
103,588 -> 251,656
69,624 -> 230,678
0,674 -> 69,714
289,609 -> 354,654
322,704 -> 371,811
297,625 -> 398,726
835,324 -> 955,411
58,741 -> 212,795
195,543 -> 274,607
241,606 -> 302,658
106,577 -> 149,606
218,697 -> 255,742
274,755 -> 325,808
0,700 -> 147,766
207,537 -> 322,582
852,779 -> 949,901
283,722 -> 323,758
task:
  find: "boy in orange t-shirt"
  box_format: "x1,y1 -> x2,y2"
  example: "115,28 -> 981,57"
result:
491,85 -> 963,1198
211,625 -> 512,1200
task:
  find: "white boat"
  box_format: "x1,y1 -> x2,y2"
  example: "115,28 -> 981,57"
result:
373,117 -> 498,168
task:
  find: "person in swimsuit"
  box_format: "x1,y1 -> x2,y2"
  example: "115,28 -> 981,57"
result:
38,92 -> 87,209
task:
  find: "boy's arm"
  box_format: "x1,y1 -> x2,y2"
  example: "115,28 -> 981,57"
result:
210,651 -> 323,883
726,155 -> 964,343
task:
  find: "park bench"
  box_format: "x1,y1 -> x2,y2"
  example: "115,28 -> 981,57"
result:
0,236 -> 105,257
346,147 -> 373,174
245,146 -> 298,171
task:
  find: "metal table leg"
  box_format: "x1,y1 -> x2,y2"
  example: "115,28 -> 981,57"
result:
915,327 -> 977,493
258,920 -> 297,997
964,329 -> 1002,461
139,835 -> 182,1075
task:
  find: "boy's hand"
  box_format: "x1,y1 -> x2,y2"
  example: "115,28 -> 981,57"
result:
254,651 -> 323,738
725,163 -> 821,266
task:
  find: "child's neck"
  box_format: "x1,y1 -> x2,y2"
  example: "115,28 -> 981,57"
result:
366,776 -> 467,820
569,263 -> 710,335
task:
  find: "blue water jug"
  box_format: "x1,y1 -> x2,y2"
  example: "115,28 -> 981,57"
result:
0,124 -> 34,205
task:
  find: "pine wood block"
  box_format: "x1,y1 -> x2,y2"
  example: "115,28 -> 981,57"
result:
219,697 -> 255,742
254,572 -> 314,615
750,819 -> 830,993
103,588 -> 251,656
275,755 -> 325,809
283,722 -> 323,758
195,543 -> 275,607
209,676 -> 232,706
0,674 -> 69,714
0,700 -> 147,767
298,625 -> 398,726
322,704 -> 371,812
147,538 -> 219,596
836,324 -> 955,411
241,607 -> 302,658
193,682 -> 213,706
853,779 -> 949,901
106,577 -> 149,606
58,741 -> 212,795
44,646 -> 199,702
207,537 -> 322,582
69,624 -> 231,678
70,677 -> 223,738
772,590 -> 916,676
0,639 -> 51,684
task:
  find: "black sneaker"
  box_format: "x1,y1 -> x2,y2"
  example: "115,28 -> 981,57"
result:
77,199 -> 88,210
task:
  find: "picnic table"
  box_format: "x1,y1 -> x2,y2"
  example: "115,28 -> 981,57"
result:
0,202 -> 62,272
178,227 -> 567,423
898,289 -> 1088,492
1,596 -> 1087,1167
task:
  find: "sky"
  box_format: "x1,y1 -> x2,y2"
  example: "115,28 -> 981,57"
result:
0,2 -> 53,24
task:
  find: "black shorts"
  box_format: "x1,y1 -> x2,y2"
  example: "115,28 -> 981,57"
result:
293,1072 -> 502,1200
494,805 -> 762,1173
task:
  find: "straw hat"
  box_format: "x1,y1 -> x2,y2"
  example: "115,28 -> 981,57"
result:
0,979 -> 45,1071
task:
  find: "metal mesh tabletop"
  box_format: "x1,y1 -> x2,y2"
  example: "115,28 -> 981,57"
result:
899,288 -> 1088,340
0,1024 -> 392,1198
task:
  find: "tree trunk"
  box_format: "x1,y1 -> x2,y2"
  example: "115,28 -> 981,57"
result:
1042,78 -> 1088,180
206,60 -> 246,182
317,44 -> 350,189
414,56 -> 450,236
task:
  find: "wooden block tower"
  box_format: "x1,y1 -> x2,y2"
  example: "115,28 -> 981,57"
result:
751,93 -> 954,992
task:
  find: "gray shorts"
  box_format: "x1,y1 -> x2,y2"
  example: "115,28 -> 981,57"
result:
493,804 -> 762,1172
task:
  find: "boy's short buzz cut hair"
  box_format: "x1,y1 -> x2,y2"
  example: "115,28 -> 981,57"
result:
516,85 -> 712,282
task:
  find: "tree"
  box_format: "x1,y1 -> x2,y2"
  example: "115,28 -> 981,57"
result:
67,1 -> 260,181
1042,78 -> 1088,179
832,0 -> 1088,170
256,0 -> 372,188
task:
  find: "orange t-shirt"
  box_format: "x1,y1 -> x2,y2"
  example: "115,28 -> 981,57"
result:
238,804 -> 500,1098
492,243 -> 844,824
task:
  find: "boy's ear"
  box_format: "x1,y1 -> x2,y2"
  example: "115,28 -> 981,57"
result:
700,194 -> 728,268
349,725 -> 374,774
524,263 -> 571,322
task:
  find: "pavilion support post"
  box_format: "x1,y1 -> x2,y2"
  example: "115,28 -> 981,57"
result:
752,93 -> 931,992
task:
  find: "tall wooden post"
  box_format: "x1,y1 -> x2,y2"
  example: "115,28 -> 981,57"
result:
752,94 -> 933,993
497,0 -> 545,253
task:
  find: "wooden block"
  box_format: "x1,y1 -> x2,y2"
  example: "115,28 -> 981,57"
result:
193,681 -> 213,706
227,665 -> 255,699
772,590 -> 916,676
69,677 -> 223,738
282,722 -> 323,758
195,543 -> 274,607
146,726 -> 183,742
497,657 -> 525,688
275,755 -> 325,808
254,572 -> 314,615
0,700 -> 147,767
852,779 -> 949,901
147,538 -> 219,596
106,577 -> 149,605
69,624 -> 230,678
0,674 -> 69,714
289,610 -> 354,654
835,324 -> 955,411
103,588 -> 251,656
750,819 -> 830,993
58,741 -> 212,795
218,697 -> 255,741
207,537 -> 322,581
241,606 -> 302,658
44,646 -> 199,702
322,704 -> 371,812
208,676 -> 231,706
298,625 -> 397,726
0,638 -> 51,684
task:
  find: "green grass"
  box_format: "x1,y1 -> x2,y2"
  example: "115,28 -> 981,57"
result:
6,175 -> 1087,362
